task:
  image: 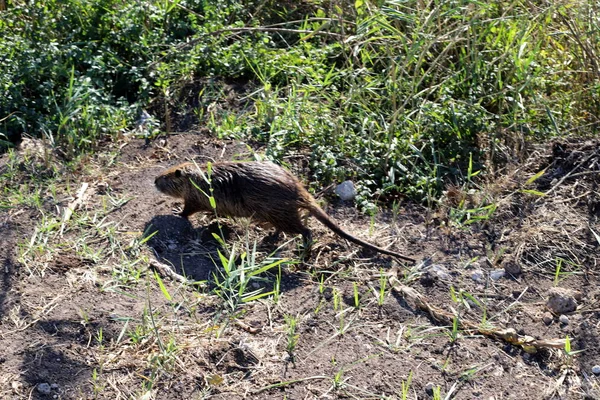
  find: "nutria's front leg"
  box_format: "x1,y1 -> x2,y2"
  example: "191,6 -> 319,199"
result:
179,203 -> 194,219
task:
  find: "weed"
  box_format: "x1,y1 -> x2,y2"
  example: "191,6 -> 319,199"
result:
376,268 -> 387,307
284,314 -> 300,364
400,371 -> 413,400
211,243 -> 287,314
352,282 -> 360,309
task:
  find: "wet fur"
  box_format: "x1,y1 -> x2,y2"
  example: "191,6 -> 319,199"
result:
155,161 -> 415,262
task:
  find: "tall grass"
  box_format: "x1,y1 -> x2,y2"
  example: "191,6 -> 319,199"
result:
1,0 -> 598,203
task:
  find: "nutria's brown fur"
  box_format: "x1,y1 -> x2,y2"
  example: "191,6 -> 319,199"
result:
155,161 -> 415,262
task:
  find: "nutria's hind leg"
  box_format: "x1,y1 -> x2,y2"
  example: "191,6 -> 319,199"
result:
261,229 -> 282,245
300,227 -> 313,260
271,213 -> 313,260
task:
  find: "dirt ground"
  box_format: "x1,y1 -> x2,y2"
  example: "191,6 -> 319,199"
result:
0,133 -> 599,399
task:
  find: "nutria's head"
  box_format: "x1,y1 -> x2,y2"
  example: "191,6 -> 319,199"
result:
154,162 -> 195,198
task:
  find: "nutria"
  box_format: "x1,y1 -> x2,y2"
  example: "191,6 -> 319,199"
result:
154,161 -> 415,262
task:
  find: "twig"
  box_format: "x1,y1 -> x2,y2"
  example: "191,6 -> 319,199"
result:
538,149 -> 599,201
60,182 -> 89,236
388,275 -> 566,353
149,259 -> 190,283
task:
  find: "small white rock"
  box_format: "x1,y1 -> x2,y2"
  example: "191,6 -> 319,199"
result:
592,365 -> 600,375
37,383 -> 51,395
471,269 -> 485,283
546,287 -> 578,314
335,181 -> 357,201
559,314 -> 569,325
490,269 -> 505,281
428,265 -> 451,281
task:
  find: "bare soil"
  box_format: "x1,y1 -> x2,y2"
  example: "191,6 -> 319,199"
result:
0,133 -> 599,399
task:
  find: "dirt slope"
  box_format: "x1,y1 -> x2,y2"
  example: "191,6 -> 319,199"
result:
0,134 -> 598,399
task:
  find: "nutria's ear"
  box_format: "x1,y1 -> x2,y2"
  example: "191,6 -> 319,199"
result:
175,169 -> 182,178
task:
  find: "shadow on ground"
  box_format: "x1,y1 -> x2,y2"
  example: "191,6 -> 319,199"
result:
144,215 -> 221,281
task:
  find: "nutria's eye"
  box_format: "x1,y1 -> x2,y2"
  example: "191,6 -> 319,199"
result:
175,169 -> 182,178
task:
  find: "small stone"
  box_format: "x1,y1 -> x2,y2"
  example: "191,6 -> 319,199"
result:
546,287 -> 578,314
471,269 -> 485,283
335,181 -> 357,201
466,299 -> 479,308
50,383 -> 59,390
424,382 -> 435,396
559,314 -> 569,325
37,383 -> 51,395
503,259 -> 522,276
592,365 -> 600,375
542,312 -> 553,326
429,265 -> 451,281
490,269 -> 505,281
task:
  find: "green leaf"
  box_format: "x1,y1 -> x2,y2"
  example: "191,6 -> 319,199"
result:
525,169 -> 546,185
154,271 -> 172,301
519,189 -> 546,196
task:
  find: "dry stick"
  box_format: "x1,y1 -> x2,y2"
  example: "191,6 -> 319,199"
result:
148,259 -> 189,284
537,149 -> 599,201
388,276 -> 566,353
60,182 -> 89,236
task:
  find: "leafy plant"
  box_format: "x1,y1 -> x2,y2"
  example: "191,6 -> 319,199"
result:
211,243 -> 287,314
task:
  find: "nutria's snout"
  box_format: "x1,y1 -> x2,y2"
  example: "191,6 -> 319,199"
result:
154,175 -> 167,193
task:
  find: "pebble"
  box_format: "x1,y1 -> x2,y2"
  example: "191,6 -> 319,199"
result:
592,365 -> 600,375
502,259 -> 522,276
335,181 -> 356,201
471,269 -> 485,283
546,287 -> 578,314
429,265 -> 451,281
490,269 -> 505,281
559,314 -> 569,325
542,312 -> 553,325
37,383 -> 51,395
424,382 -> 435,396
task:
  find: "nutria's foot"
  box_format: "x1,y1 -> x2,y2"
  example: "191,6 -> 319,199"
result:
172,204 -> 184,216
299,236 -> 314,261
172,204 -> 192,220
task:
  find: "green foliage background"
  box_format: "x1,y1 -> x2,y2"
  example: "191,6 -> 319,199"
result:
1,0 -> 598,208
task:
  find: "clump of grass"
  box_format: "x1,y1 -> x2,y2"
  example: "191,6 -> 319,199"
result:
284,314 -> 300,364
211,243 -> 287,315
